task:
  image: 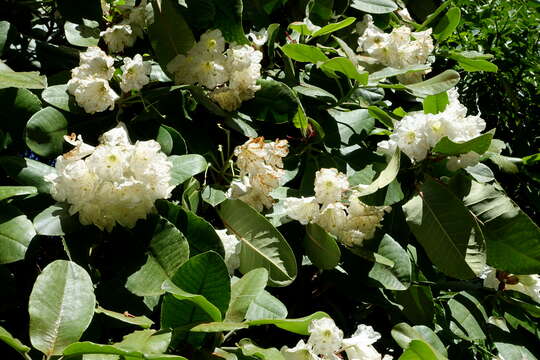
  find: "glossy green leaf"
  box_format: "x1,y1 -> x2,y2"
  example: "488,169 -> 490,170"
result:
399,339 -> 447,360
369,234 -> 411,290
0,185 -> 37,201
0,21 -> 10,56
201,185 -> 227,207
368,106 -> 394,129
319,57 -> 368,84
423,92 -> 449,114
405,70 -> 460,97
64,20 -> 100,47
245,290 -> 288,321
304,223 -> 341,270
169,154 -> 207,186
219,199 -> 297,286
463,181 -> 540,273
281,44 -> 329,63
0,325 -> 31,354
355,148 -> 400,196
392,323 -> 447,356
433,132 -> 493,156
394,283 -> 435,326
226,268 -> 269,322
312,17 -> 356,38
0,203 -> 36,264
162,280 -> 223,322
33,203 -> 79,236
29,260 -> 96,356
243,79 -> 298,123
0,156 -> 56,193
126,216 -> 189,296
95,306 -> 154,329
41,84 -> 79,112
25,107 -> 68,157
433,7 -> 461,42
369,64 -> 432,82
210,0 -> 248,44
403,177 -> 486,279
448,52 -> 498,72
447,291 -> 487,340
238,339 -> 285,360
0,70 -> 47,89
350,0 -> 398,14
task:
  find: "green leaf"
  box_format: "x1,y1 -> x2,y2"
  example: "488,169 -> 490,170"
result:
448,52 -> 498,72
156,200 -> 224,256
162,280 -> 223,322
0,325 -> 31,354
312,17 -> 356,38
355,148 -> 400,196
447,291 -> 487,340
267,23 -> 280,64
399,339 -> 447,360
201,185 -> 227,207
29,260 -> 96,356
402,177 -> 486,279
405,70 -> 460,97
369,234 -> 412,290
41,84 -> 80,113
392,323 -> 447,356
169,154 -> 207,186
433,133 -> 493,156
64,20 -> 100,47
304,223 -> 341,270
464,163 -> 494,183
327,108 -> 374,145
0,70 -> 47,89
0,186 -> 37,201
463,181 -> 540,274
33,203 -> 79,236
238,339 -> 285,360
0,156 -> 56,193
280,44 -> 329,63
368,106 -> 394,129
191,311 -> 330,335
245,290 -> 288,321
226,268 -> 269,322
157,125 -> 187,156
160,252 -> 230,343
0,203 -> 36,264
292,104 -> 309,137
433,7 -> 461,42
25,107 -> 68,157
319,57 -> 368,84
210,0 -> 248,44
95,306 -> 154,329
243,79 -> 298,123
350,0 -> 398,14
369,64 -> 432,82
0,21 -> 10,56
126,216 -> 189,297
423,92 -> 449,114
219,199 -> 297,287
149,0 -> 196,71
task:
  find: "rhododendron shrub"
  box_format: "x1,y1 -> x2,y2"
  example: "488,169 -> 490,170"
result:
0,1 -> 539,359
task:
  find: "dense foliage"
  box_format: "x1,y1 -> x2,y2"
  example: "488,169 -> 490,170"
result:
1,1 -> 539,360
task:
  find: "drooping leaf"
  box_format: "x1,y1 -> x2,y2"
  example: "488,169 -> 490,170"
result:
402,177 -> 486,279
95,306 -> 154,329
350,0 -> 398,14
463,181 -> 540,274
126,216 -> 189,297
369,234 -> 412,290
0,203 -> 36,264
29,260 -> 96,356
25,107 -> 68,157
304,223 -> 341,270
219,199 -> 297,286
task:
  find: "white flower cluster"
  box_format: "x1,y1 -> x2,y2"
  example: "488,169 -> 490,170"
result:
281,317 -> 392,360
377,89 -> 487,169
482,267 -> 540,304
216,229 -> 241,274
167,29 -> 263,111
357,15 -> 434,84
101,0 -> 148,53
284,168 -> 390,247
68,48 -> 150,113
45,122 -> 174,232
228,137 -> 289,212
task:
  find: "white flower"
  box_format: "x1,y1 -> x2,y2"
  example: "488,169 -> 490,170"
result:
216,229 -> 241,273
67,78 -> 119,114
482,267 -> 540,303
101,24 -> 136,53
46,122 -> 174,231
120,54 -> 151,92
198,29 -> 226,55
314,168 -> 350,205
283,197 -> 320,225
167,53 -> 199,85
446,151 -> 481,171
210,87 -> 242,111
307,317 -> 344,357
316,203 -> 348,237
75,47 -> 115,80
342,325 -> 383,360
248,28 -> 268,48
125,0 -> 148,39
281,340 -> 318,360
391,112 -> 430,162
